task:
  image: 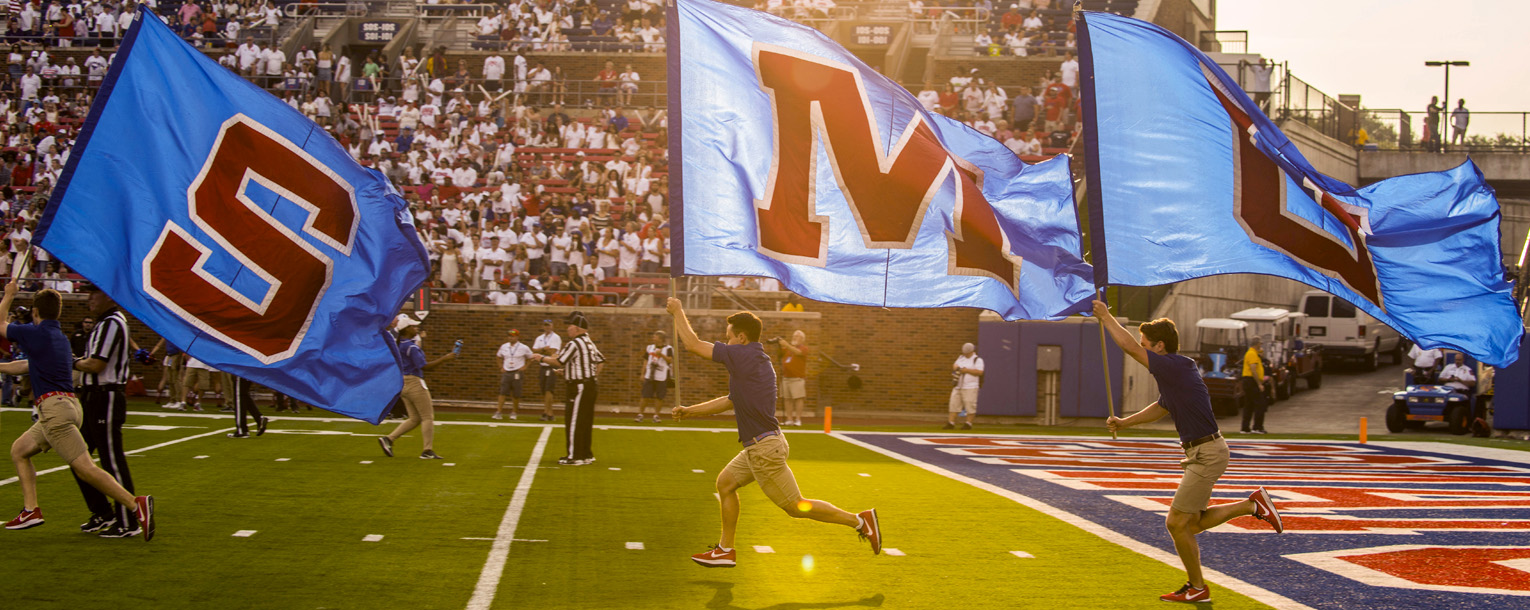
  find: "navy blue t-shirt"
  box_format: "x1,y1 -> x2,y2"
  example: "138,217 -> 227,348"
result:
711,341 -> 780,444
1146,351 -> 1219,443
399,338 -> 427,377
9,320 -> 75,396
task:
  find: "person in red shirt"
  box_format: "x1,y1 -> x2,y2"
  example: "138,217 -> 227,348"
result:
1043,80 -> 1071,131
773,330 -> 810,426
595,60 -> 619,101
937,84 -> 960,115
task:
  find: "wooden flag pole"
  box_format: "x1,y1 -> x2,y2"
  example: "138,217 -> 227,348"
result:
1096,288 -> 1117,440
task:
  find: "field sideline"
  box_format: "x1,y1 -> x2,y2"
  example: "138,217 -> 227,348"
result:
2,402 -> 1522,609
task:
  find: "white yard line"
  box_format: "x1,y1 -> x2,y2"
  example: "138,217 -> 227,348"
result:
0,427 -> 235,487
828,432 -> 1316,610
466,425 -> 553,610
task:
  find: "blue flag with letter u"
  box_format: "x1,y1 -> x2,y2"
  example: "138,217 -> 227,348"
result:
668,0 -> 1093,320
1079,12 -> 1522,367
34,8 -> 429,422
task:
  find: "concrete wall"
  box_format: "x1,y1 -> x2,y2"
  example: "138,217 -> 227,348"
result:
1358,151 -> 1530,184
1279,118 -> 1359,184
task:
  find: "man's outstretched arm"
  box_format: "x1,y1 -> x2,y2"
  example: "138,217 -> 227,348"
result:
674,395 -> 732,420
1092,299 -> 1148,367
667,297 -> 713,360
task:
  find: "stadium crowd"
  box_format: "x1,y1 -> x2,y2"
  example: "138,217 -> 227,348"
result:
0,0 -> 1086,306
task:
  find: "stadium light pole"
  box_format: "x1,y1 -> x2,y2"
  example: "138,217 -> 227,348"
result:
1424,60 -> 1469,113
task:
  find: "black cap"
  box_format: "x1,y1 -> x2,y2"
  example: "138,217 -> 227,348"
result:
564,311 -> 589,329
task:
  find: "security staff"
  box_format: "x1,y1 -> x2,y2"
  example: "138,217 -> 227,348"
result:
534,311 -> 604,466
71,284 -> 140,538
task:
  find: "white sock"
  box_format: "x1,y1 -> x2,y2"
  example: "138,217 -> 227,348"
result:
719,546 -> 733,552
855,514 -> 866,530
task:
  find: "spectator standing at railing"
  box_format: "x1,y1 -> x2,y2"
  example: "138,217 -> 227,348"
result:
483,53 -> 505,92
1059,51 -> 1079,90
1450,99 -> 1470,147
236,36 -> 260,76
1425,96 -> 1443,153
618,220 -> 641,277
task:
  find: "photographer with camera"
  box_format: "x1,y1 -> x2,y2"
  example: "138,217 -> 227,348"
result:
946,342 -> 984,430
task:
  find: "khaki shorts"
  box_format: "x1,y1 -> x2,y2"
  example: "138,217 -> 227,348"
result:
949,387 -> 979,413
402,375 -> 434,422
183,367 -> 214,391
1172,437 -> 1230,514
780,377 -> 806,400
723,435 -> 803,510
22,394 -> 88,464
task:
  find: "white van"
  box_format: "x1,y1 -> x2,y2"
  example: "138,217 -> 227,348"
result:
1298,291 -> 1404,370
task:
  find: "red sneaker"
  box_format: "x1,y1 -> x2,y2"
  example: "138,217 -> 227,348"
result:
135,496 -> 156,542
1249,487 -> 1283,534
1160,583 -> 1211,603
856,509 -> 882,555
4,507 -> 44,530
691,545 -> 736,568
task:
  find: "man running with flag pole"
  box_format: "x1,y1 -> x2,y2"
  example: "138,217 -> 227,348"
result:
666,297 -> 881,567
1091,298 -> 1282,602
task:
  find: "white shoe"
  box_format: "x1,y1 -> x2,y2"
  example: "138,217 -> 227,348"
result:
652,415 -> 661,423
635,415 -> 644,422
508,414 -> 517,420
492,413 -> 504,420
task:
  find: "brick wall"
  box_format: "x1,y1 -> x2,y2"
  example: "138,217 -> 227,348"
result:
19,293 -> 981,414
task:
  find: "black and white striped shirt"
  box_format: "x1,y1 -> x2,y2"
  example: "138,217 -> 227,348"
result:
555,334 -> 605,381
82,308 -> 131,386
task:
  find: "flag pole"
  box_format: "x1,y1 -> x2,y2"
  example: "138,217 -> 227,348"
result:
1096,288 -> 1117,440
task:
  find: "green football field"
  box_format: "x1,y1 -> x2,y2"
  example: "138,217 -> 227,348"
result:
0,404 -> 1287,609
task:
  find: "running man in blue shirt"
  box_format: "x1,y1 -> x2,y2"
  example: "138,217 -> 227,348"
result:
666,298 -> 881,568
1093,299 -> 1281,603
1,281 -> 156,541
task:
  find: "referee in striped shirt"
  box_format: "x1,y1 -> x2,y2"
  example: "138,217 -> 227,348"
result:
533,311 -> 605,466
71,284 -> 140,538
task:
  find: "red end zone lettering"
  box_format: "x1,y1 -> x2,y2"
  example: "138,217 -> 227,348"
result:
1285,545 -> 1530,596
751,44 -> 1021,294
144,114 -> 359,363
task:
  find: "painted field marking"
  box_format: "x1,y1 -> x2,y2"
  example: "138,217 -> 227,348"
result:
884,548 -> 906,557
829,432 -> 1316,610
626,542 -> 645,550
713,493 -> 720,501
363,535 -> 384,542
1,427 -> 234,487
275,458 -> 290,462
754,546 -> 775,554
194,455 -> 210,460
360,460 -> 373,464
692,469 -> 705,473
609,467 -> 622,471
466,425 -> 553,610
233,530 -> 257,537
444,463 -> 456,467
858,473 -> 871,477
1011,551 -> 1034,559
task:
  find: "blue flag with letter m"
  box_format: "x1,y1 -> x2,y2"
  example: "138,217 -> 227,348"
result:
34,8 -> 429,423
1079,11 -> 1522,367
669,0 -> 1094,320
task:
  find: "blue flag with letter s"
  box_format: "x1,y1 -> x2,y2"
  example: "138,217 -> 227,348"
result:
668,0 -> 1093,320
34,8 -> 429,422
1078,11 -> 1522,367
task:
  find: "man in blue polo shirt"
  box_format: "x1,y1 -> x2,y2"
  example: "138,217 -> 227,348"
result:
666,298 -> 881,568
1093,299 -> 1281,603
1,282 -> 156,541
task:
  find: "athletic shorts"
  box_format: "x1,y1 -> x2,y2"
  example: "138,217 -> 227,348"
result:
779,377 -> 806,400
1172,437 -> 1230,514
641,378 -> 667,399
500,370 -> 524,398
722,435 -> 803,510
22,394 -> 88,464
539,366 -> 558,394
948,387 -> 979,413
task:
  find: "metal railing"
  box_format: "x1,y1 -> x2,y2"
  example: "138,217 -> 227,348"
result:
281,2 -> 366,18
1198,30 -> 1248,54
1360,109 -> 1529,153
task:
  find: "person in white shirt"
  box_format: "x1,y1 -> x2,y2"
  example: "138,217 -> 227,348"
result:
549,231 -> 572,276
477,237 -> 509,286
1438,353 -> 1476,393
617,65 -> 640,106
618,222 -> 641,277
635,331 -> 673,423
916,82 -> 940,112
493,329 -> 535,419
640,232 -> 663,273
522,229 -> 547,275
236,37 -> 262,75
1408,344 -> 1444,384
1059,52 -> 1079,89
531,320 -> 563,421
451,159 -> 479,188
947,342 -> 984,429
483,54 -> 505,90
